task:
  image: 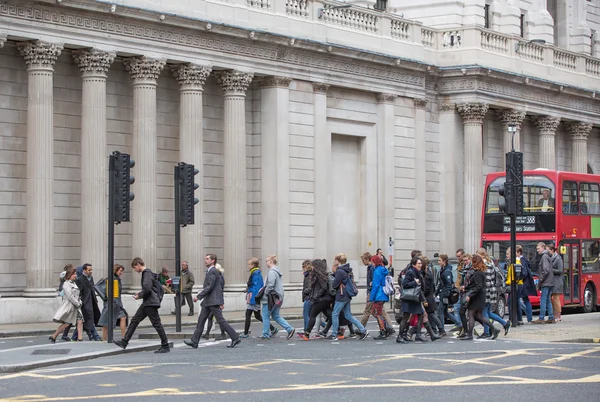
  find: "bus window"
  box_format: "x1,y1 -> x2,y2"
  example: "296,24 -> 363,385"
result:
562,181 -> 578,215
485,176 -> 555,214
580,183 -> 600,215
582,240 -> 600,273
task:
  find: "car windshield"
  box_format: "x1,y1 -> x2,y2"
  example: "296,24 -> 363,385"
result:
482,240 -> 553,274
485,175 -> 556,214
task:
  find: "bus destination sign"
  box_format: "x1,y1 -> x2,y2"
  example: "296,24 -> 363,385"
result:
503,216 -> 536,232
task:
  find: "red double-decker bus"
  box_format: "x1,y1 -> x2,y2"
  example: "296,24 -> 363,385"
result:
481,169 -> 600,313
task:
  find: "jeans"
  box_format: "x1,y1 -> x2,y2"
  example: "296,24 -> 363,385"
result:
262,304 -> 293,337
521,296 -> 533,322
437,301 -> 461,328
451,299 -> 463,328
330,300 -> 365,336
539,286 -> 554,320
303,300 -> 312,330
483,303 -> 507,334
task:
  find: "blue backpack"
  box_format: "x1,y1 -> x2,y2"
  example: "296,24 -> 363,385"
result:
342,273 -> 359,298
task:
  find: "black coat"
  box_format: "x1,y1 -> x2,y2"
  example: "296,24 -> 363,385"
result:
422,272 -> 437,313
401,267 -> 424,315
465,270 -> 486,311
309,273 -> 333,303
138,268 -> 161,307
302,271 -> 311,302
76,275 -> 100,332
196,267 -> 224,307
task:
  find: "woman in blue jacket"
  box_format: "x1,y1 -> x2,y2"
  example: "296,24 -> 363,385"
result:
370,255 -> 390,340
241,258 -> 275,338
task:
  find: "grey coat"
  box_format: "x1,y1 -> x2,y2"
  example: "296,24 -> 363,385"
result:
538,250 -> 555,288
262,266 -> 285,305
196,267 -> 224,307
550,253 -> 564,294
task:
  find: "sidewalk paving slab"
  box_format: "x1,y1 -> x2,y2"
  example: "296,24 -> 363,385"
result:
0,340 -> 174,374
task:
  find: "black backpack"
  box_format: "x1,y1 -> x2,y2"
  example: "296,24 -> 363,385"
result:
152,272 -> 165,303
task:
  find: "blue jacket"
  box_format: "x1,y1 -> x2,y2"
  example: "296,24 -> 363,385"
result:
370,265 -> 389,302
247,269 -> 264,305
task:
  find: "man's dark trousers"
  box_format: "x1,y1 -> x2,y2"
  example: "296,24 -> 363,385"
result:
124,305 -> 169,346
191,305 -> 238,344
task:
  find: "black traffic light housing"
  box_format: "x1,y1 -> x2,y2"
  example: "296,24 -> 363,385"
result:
112,151 -> 135,223
500,151 -> 524,216
177,162 -> 199,226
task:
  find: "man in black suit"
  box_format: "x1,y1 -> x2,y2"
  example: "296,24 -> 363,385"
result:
76,263 -> 101,341
184,254 -> 240,349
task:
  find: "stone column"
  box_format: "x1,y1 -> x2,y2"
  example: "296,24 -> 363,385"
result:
215,71 -> 253,286
458,103 -> 489,254
376,94 -> 396,253
73,49 -> 115,274
498,109 -> 526,155
313,83 -> 330,259
124,57 -> 165,275
414,98 -> 428,254
18,42 -> 63,297
172,63 -> 211,285
533,115 -> 560,170
568,122 -> 593,173
260,76 -> 292,277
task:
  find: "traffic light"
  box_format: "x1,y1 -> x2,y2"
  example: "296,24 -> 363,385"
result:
112,151 -> 135,223
507,152 -> 524,215
498,183 -> 509,215
177,162 -> 199,226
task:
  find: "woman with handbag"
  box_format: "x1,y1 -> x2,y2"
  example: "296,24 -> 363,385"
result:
98,264 -> 128,341
396,256 -> 425,344
459,254 -> 500,340
240,258 -> 275,338
50,266 -> 83,343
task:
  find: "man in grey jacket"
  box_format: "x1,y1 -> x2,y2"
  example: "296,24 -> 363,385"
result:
548,245 -> 564,321
184,254 -> 240,348
534,242 -> 555,324
260,255 -> 296,340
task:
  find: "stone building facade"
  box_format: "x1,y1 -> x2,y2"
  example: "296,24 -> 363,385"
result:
0,0 -> 599,322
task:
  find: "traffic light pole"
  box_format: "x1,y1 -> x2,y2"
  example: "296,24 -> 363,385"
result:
107,155 -> 116,343
174,165 -> 182,333
509,214 -> 518,327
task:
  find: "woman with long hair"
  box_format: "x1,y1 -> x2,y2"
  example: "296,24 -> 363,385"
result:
240,258 -> 275,338
301,259 -> 334,340
51,267 -> 83,343
98,264 -> 128,341
396,256 -> 425,344
460,254 -> 500,340
370,255 -> 390,340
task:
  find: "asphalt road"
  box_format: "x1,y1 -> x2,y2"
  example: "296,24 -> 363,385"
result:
1,318 -> 599,402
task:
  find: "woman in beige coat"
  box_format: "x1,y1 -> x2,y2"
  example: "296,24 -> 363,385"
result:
51,266 -> 83,343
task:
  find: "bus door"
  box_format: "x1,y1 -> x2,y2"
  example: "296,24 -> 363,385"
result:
561,242 -> 580,305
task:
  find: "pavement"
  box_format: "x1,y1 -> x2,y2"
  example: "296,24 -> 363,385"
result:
0,333 -> 599,401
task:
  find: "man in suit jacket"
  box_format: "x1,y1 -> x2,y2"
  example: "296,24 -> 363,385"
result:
184,254 -> 240,349
75,263 -> 101,341
537,189 -> 555,212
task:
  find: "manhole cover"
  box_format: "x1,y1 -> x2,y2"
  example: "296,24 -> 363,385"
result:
31,349 -> 71,355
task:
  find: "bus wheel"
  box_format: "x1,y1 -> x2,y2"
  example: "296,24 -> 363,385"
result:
583,284 -> 595,314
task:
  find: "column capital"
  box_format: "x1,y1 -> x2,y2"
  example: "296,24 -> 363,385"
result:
124,56 -> 166,84
215,70 -> 254,96
259,76 -> 293,89
313,82 -> 330,94
568,121 -> 593,141
171,63 -> 212,91
376,93 -> 397,104
72,49 -> 116,77
413,98 -> 427,109
457,103 -> 489,123
17,41 -> 63,70
497,109 -> 527,129
439,103 -> 456,113
533,115 -> 561,134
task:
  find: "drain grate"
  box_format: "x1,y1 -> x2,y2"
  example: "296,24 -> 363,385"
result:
31,349 -> 71,355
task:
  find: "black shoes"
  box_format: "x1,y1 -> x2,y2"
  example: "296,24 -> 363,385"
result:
504,321 -> 511,336
49,336 -> 56,344
374,331 -> 388,340
215,333 -> 228,341
155,345 -> 170,353
183,339 -> 198,349
201,334 -> 210,340
286,329 -> 296,340
113,339 -> 128,350
227,338 -> 241,348
396,335 -> 407,344
491,328 -> 500,340
187,312 -> 194,316
359,330 -> 369,340
459,335 -> 474,340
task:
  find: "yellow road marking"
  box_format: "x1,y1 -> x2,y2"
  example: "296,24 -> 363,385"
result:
97,384 -> 116,387
220,379 -> 237,383
384,369 -> 453,376
490,365 -> 572,374
542,348 -> 600,365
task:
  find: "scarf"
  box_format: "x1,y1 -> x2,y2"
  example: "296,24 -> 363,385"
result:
247,267 -> 260,288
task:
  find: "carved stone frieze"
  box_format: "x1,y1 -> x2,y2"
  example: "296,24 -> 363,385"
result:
497,109 -> 527,129
567,121 -> 593,141
124,56 -> 166,83
533,116 -> 561,134
259,76 -> 292,89
171,63 -> 212,90
413,98 -> 427,109
72,49 -> 116,76
313,83 -> 330,94
17,41 -> 63,69
215,70 -> 254,95
439,103 -> 456,113
377,93 -> 397,104
457,103 -> 489,123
